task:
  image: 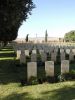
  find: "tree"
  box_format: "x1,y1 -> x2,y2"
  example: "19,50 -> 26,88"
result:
26,34 -> 29,42
0,0 -> 35,43
45,30 -> 48,42
64,30 -> 75,42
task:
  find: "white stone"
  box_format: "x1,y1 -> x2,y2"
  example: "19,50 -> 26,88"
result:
31,54 -> 37,62
60,52 -> 65,61
32,50 -> 37,54
66,49 -> 70,54
27,62 -> 37,80
41,52 -> 47,62
72,49 -> 75,55
69,51 -> 74,61
45,61 -> 54,76
17,50 -> 21,59
51,52 -> 56,61
25,50 -> 29,56
61,60 -> 69,74
20,53 -> 26,63
60,49 -> 64,53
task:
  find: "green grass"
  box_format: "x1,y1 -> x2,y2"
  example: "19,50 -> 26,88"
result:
0,45 -> 75,100
0,82 -> 75,100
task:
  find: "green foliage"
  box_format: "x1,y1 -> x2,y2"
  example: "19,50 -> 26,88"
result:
0,0 -> 35,42
46,76 -> 55,83
58,74 -> 65,82
58,70 -> 75,82
64,30 -> 75,42
64,70 -> 75,80
28,76 -> 38,85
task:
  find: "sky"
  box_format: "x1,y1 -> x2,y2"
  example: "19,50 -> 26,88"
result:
18,0 -> 75,38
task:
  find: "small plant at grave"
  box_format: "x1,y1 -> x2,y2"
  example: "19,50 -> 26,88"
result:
58,74 -> 65,82
20,79 -> 27,86
46,76 -> 55,83
70,69 -> 75,74
38,78 -> 43,84
38,76 -> 47,84
64,70 -> 75,80
28,76 -> 38,85
70,70 -> 75,79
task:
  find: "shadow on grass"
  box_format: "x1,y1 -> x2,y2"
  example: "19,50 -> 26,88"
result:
2,84 -> 75,100
0,52 -> 16,58
1,92 -> 29,100
40,85 -> 75,100
0,59 -> 27,85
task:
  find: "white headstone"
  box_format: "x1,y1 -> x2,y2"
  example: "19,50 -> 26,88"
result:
60,52 -> 65,61
39,50 -> 44,55
27,62 -> 37,80
61,60 -> 69,74
60,49 -> 64,53
51,52 -> 56,61
32,50 -> 37,54
20,53 -> 26,63
72,49 -> 75,55
25,50 -> 29,56
41,52 -> 47,62
45,61 -> 54,76
66,49 -> 70,54
69,51 -> 74,61
31,54 -> 37,62
17,50 -> 21,59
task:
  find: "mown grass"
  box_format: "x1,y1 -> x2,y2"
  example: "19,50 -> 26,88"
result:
0,45 -> 75,100
0,82 -> 75,100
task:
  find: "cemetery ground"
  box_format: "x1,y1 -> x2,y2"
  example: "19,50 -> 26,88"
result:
0,45 -> 75,99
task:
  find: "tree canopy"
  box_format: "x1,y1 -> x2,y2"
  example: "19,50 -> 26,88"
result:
0,0 -> 35,42
64,30 -> 75,42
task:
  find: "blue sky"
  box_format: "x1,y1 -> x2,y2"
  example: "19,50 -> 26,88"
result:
18,0 -> 75,38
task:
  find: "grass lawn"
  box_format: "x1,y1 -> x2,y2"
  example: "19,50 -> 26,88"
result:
0,81 -> 75,100
0,45 -> 75,100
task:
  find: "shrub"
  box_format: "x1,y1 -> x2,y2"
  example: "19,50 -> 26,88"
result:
58,74 -> 65,82
64,70 -> 75,80
58,70 -> 75,82
28,76 -> 38,85
46,76 -> 55,83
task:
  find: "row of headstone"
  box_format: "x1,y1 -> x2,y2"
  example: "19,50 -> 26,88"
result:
12,42 -> 75,50
13,42 -> 75,63
27,60 -> 69,80
17,49 -> 75,64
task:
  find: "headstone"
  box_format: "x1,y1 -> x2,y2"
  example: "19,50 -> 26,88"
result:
17,50 -> 21,59
27,62 -> 37,80
45,61 -> 54,76
41,52 -> 47,62
54,49 -> 58,54
69,51 -> 74,61
61,60 -> 69,74
60,49 -> 64,53
66,49 -> 70,54
25,50 -> 29,56
32,50 -> 37,54
72,49 -> 75,55
60,52 -> 65,61
31,54 -> 37,62
51,52 -> 56,61
20,53 -> 26,63
39,50 -> 44,55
